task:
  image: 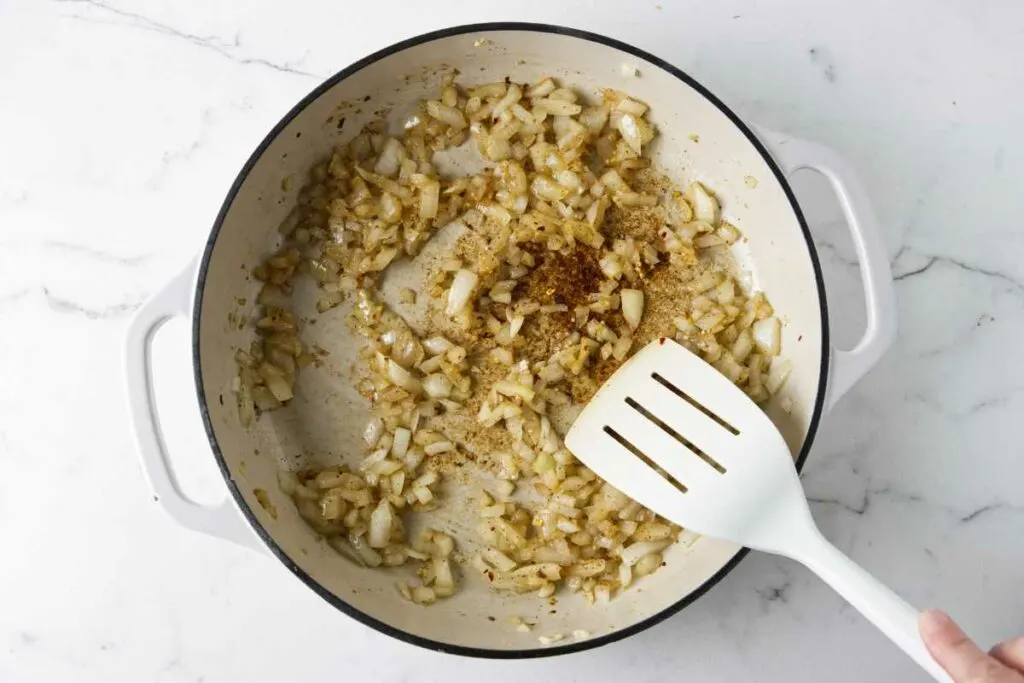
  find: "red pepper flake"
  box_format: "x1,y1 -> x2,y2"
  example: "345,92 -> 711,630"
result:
659,337 -> 666,345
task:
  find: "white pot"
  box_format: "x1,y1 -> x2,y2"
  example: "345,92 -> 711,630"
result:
125,23 -> 895,657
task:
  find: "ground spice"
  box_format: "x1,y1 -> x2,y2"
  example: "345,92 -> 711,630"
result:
420,168 -> 709,467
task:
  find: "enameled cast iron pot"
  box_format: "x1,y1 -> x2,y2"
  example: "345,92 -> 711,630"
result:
125,23 -> 895,657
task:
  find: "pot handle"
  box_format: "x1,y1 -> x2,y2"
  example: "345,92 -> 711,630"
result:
755,128 -> 897,411
124,259 -> 263,551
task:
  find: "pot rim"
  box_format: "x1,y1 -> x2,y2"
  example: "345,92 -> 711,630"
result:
192,21 -> 830,659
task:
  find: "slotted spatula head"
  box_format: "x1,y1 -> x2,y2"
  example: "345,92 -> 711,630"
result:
567,340 -> 958,683
565,338 -> 808,552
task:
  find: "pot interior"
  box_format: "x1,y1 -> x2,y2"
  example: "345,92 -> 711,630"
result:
195,25 -> 825,654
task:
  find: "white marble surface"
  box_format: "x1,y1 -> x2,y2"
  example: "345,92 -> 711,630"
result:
2,0 -> 1023,681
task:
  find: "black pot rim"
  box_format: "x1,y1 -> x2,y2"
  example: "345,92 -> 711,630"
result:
193,21 -> 830,660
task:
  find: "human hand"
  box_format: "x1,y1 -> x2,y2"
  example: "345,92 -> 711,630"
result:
920,610 -> 1024,682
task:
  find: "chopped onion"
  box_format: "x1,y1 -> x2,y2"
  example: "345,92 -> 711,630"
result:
424,440 -> 453,455
363,417 -> 384,447
619,540 -> 671,566
491,83 -> 522,120
481,548 -> 517,572
615,97 -> 648,116
374,138 -> 403,176
349,534 -> 383,567
732,330 -> 753,362
418,179 -> 440,219
259,364 -> 293,402
423,374 -> 453,399
716,279 -> 735,305
621,289 -> 644,330
494,380 -> 535,402
766,357 -> 793,394
391,427 -> 411,457
688,181 -> 720,224
599,253 -> 623,279
536,98 -> 582,116
717,222 -> 740,244
531,175 -> 569,202
258,73 -> 784,609
368,500 -> 394,548
446,269 -> 478,315
752,316 -> 781,356
425,100 -> 467,129
381,361 -> 419,395
411,585 -> 437,604
617,113 -> 643,155
423,336 -> 453,355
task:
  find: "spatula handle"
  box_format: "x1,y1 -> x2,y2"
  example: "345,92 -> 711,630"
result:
791,530 -> 952,682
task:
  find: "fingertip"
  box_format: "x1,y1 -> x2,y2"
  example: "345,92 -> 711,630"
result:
919,609 -> 954,639
990,636 -> 1024,670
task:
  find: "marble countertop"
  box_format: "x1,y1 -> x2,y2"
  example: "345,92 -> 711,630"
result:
2,1 -> 1023,681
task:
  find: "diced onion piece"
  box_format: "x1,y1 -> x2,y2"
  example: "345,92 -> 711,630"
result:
619,561 -> 633,588
391,427 -> 411,458
615,97 -> 648,116
579,106 -> 608,134
531,175 -> 569,202
617,113 -> 643,155
482,548 -> 518,572
368,500 -> 394,548
494,380 -> 535,402
527,77 -> 556,98
424,440 -> 453,455
349,534 -> 383,567
484,135 -> 512,162
447,269 -> 478,315
688,181 -> 720,224
387,359 -> 422,394
423,374 -> 453,398
600,169 -> 629,193
619,540 -> 671,566
418,179 -> 440,219
634,552 -> 663,577
491,83 -> 522,120
766,358 -> 793,394
717,222 -> 740,244
732,330 -> 754,362
411,585 -> 437,605
259,364 -> 293,402
374,138 -> 403,176
696,310 -> 725,333
752,316 -> 781,356
536,98 -> 582,116
423,336 -> 453,354
695,234 -> 725,249
434,556 -> 455,594
425,100 -> 467,129
412,485 -> 434,504
716,279 -> 735,305
621,289 -> 644,330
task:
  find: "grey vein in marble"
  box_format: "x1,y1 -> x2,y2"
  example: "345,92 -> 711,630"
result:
42,287 -> 143,319
0,240 -> 152,268
892,251 -> 1024,295
54,0 -> 318,78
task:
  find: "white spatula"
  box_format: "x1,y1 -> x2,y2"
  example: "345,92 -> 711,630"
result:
565,338 -> 951,682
